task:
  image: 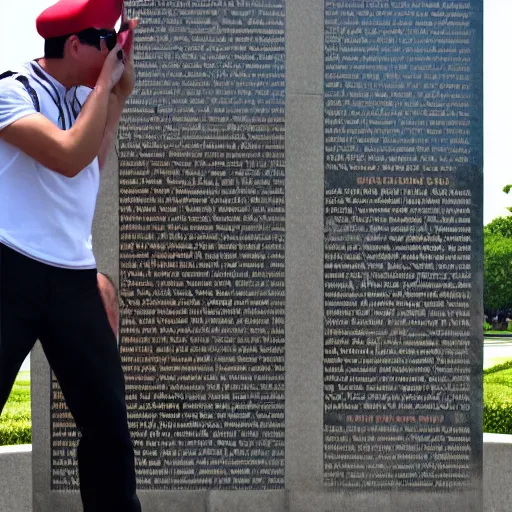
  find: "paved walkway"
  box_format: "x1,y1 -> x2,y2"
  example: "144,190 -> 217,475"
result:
484,337 -> 512,369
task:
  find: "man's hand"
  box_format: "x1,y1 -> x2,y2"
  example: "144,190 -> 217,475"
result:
112,18 -> 138,100
96,42 -> 126,93
96,9 -> 138,169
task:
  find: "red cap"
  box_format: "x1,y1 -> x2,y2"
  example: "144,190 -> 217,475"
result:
36,0 -> 123,39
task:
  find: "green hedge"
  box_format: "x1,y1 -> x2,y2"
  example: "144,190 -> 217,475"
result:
0,418 -> 32,446
484,401 -> 512,434
0,372 -> 31,446
484,360 -> 512,376
484,364 -> 512,434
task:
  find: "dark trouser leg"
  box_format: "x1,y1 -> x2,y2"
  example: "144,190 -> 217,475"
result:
0,244 -> 40,414
39,267 -> 141,512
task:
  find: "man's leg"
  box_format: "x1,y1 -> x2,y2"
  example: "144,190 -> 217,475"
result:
0,244 -> 41,413
39,266 -> 141,512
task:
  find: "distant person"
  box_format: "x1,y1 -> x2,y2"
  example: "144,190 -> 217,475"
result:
0,0 -> 141,510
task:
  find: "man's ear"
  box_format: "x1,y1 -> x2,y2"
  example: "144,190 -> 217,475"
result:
66,35 -> 81,59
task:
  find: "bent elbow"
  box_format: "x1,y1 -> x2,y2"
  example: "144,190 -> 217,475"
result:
63,164 -> 83,179
51,145 -> 89,178
49,158 -> 82,178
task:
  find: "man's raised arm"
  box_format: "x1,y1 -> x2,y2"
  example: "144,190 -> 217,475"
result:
0,43 -> 125,178
98,18 -> 137,171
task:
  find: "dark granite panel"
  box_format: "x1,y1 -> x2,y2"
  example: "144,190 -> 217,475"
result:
323,0 -> 483,492
116,0 -> 286,491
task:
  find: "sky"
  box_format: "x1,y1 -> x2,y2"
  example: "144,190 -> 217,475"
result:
0,0 -> 510,225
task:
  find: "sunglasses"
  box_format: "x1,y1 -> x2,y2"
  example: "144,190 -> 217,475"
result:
77,24 -> 130,52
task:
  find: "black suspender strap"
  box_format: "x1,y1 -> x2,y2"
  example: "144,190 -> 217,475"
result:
30,62 -> 67,130
71,87 -> 83,119
15,76 -> 40,113
1,65 -> 80,125
0,71 -> 16,80
62,96 -> 74,126
0,71 -> 40,113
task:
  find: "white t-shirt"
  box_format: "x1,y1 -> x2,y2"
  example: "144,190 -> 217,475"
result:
0,61 -> 100,269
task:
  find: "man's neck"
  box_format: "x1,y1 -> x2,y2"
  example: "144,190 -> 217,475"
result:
36,58 -> 77,90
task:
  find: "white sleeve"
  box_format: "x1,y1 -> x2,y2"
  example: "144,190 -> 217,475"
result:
74,86 -> 93,107
0,79 -> 38,131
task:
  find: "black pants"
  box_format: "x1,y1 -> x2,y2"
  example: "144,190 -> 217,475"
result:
0,244 -> 141,512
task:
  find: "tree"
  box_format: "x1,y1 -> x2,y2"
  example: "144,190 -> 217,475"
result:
483,187 -> 512,314
485,216 -> 512,238
502,184 -> 512,213
484,235 -> 512,312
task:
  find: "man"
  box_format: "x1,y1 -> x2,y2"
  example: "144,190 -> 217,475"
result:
0,0 -> 141,510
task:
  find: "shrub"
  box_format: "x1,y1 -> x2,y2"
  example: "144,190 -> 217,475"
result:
0,372 -> 31,446
484,360 -> 512,376
484,363 -> 512,434
484,400 -> 512,434
0,419 -> 31,445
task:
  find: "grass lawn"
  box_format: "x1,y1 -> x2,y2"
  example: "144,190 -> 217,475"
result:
485,330 -> 512,335
0,371 -> 32,446
484,368 -> 512,402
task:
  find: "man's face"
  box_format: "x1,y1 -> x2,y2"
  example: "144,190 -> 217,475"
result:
73,27 -> 117,87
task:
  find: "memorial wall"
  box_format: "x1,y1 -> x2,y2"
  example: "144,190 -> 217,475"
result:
323,1 -> 481,490
37,0 -> 483,510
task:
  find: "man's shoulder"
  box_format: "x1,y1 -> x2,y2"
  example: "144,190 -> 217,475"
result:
0,72 -> 29,92
0,75 -> 35,108
0,63 -> 38,99
0,66 -> 39,131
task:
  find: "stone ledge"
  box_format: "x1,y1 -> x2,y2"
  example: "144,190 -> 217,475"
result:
2,438 -> 512,512
0,444 -> 32,512
483,433 -> 512,443
0,444 -> 32,454
483,434 -> 512,512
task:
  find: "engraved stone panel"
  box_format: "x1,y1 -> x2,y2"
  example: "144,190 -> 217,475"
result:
118,0 -> 285,491
323,1 -> 482,491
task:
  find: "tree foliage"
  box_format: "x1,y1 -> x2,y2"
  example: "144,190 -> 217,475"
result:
503,184 -> 512,213
484,216 -> 512,239
483,186 -> 512,312
484,235 -> 512,312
